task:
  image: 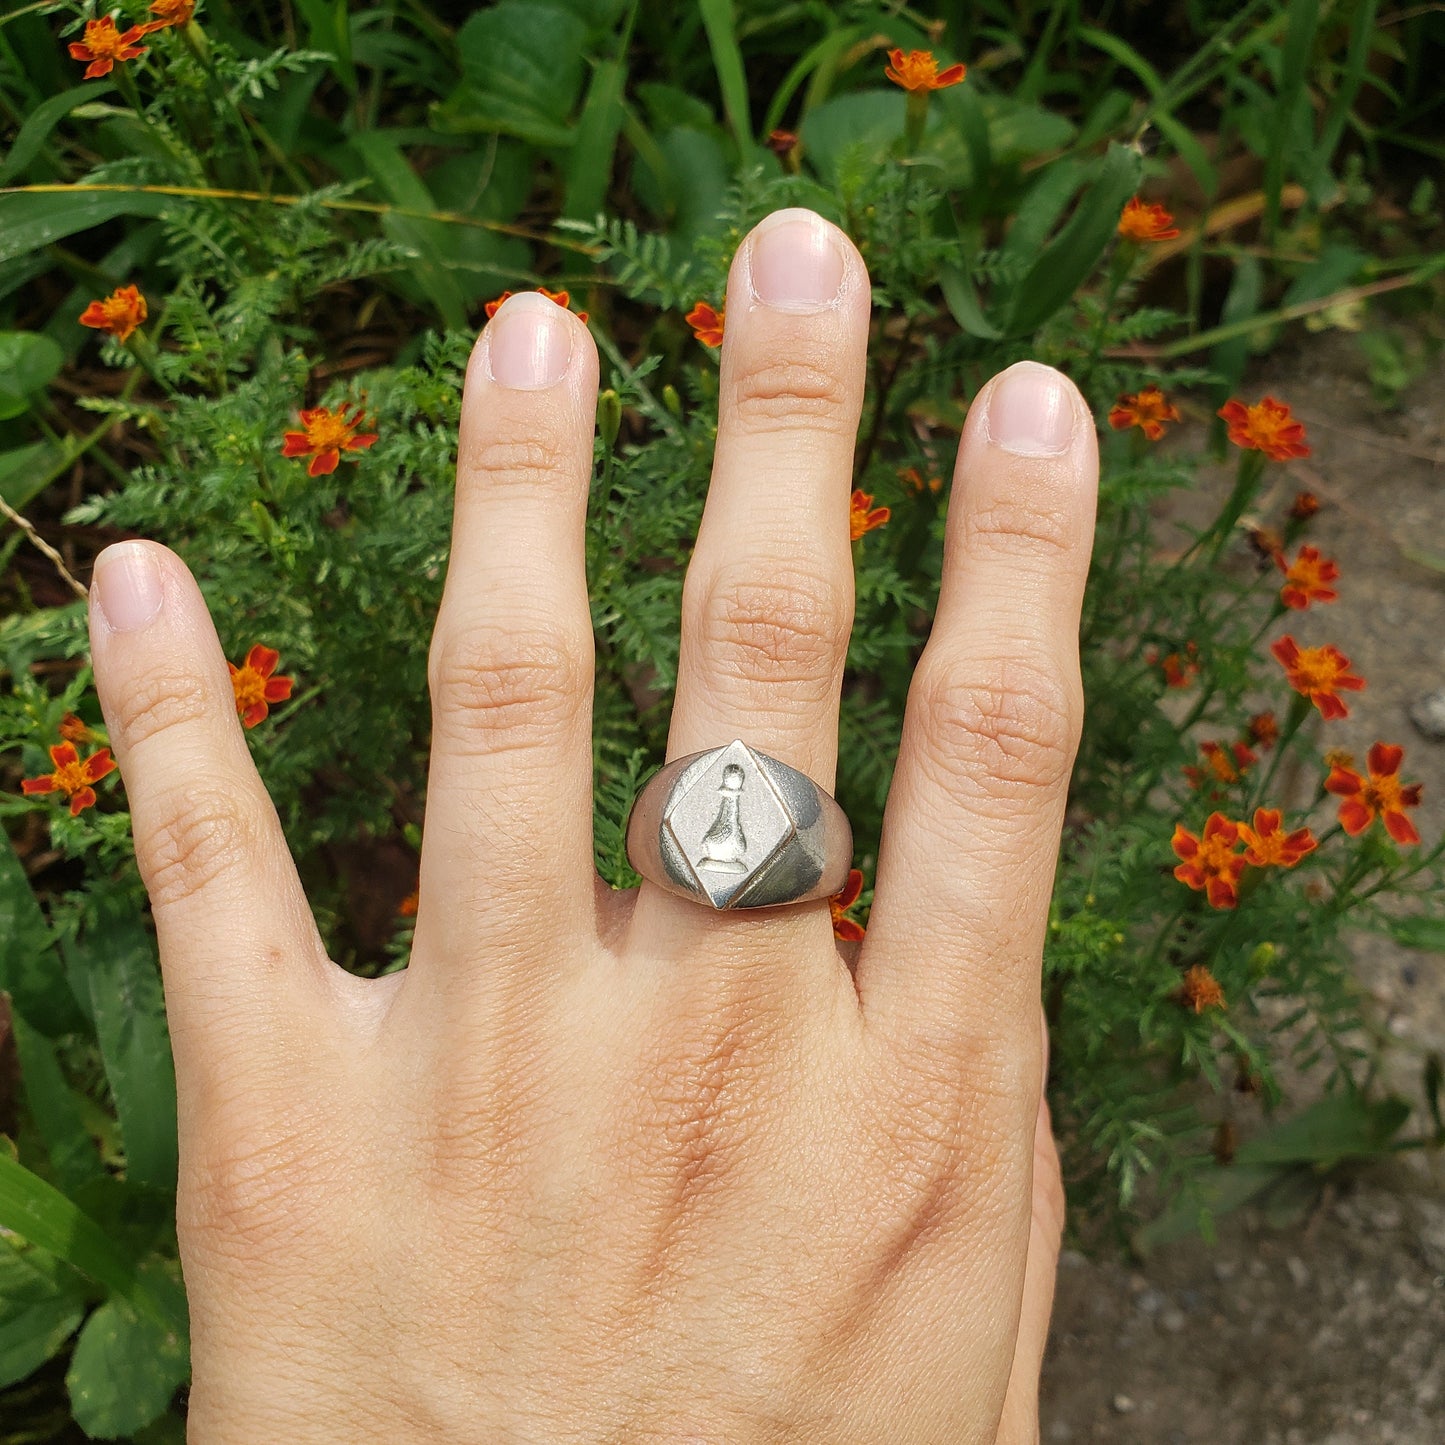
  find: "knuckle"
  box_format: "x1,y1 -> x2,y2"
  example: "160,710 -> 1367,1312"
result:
428,620 -> 592,747
137,784 -> 260,912
963,492 -> 1079,559
460,427 -> 571,492
912,655 -> 1080,798
691,565 -> 850,697
110,665 -> 212,752
730,355 -> 852,434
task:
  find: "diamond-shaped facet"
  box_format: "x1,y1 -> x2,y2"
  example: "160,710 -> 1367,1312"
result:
662,741 -> 794,907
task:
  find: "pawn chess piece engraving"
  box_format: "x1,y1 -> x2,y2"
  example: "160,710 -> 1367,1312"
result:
696,763 -> 749,872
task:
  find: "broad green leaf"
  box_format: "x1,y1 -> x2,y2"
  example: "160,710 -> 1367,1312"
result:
448,2 -> 587,147
0,840 -> 88,1039
976,98 -> 1074,167
998,158 -> 1089,273
348,131 -> 469,329
66,1259 -> 188,1438
0,1153 -> 176,1331
0,190 -> 171,268
1133,1163 -> 1282,1254
0,330 -> 63,420
70,895 -> 178,1194
1232,1092 -> 1411,1168
0,83 -> 109,187
1003,143 -> 1142,337
11,1008 -> 103,1193
1211,253 -> 1263,395
799,91 -> 906,184
1389,915 -> 1445,953
0,1240 -> 89,1388
293,0 -> 357,93
0,440 -> 66,514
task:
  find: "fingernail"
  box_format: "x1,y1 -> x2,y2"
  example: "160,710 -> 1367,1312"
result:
984,361 -> 1077,456
92,541 -> 164,633
485,292 -> 573,390
748,208 -> 846,312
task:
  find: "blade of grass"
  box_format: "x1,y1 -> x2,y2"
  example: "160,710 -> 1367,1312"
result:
1264,0 -> 1320,241
699,0 -> 754,157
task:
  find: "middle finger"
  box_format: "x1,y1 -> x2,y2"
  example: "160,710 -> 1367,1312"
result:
627,208 -> 871,959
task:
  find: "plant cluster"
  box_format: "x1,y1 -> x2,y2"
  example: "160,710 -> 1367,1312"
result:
1,0 -> 1442,1434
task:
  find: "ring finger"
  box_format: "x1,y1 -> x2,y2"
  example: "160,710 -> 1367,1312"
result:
626,208 -> 871,965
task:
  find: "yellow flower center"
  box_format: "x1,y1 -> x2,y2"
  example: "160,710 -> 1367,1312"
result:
52,756 -> 89,795
232,666 -> 266,711
1289,646 -> 1343,692
1196,833 -> 1238,878
83,20 -> 131,59
302,410 -> 357,453
1239,403 -> 1292,449
1364,773 -> 1404,813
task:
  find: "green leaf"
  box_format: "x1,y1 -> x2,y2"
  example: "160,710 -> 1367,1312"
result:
0,1240 -> 89,1389
0,330 -> 63,420
1389,915 -> 1445,953
0,190 -> 171,268
1003,142 -> 1142,337
0,1153 -> 175,1331
448,2 -> 587,147
69,895 -> 178,1194
698,0 -> 752,155
939,265 -> 1002,340
1211,253 -> 1263,395
0,83 -> 110,187
0,840 -> 88,1039
0,439 -> 66,513
1232,1092 -> 1411,1169
563,57 -> 627,221
11,1008 -> 103,1194
66,1259 -> 188,1438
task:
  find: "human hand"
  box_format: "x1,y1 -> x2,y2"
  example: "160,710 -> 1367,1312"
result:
88,207 -> 1095,1442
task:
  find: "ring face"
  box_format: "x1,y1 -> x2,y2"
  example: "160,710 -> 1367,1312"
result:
626,739 -> 852,911
661,739 -> 795,908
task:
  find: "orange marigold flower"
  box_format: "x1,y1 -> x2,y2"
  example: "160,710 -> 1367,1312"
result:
1154,643 -> 1200,689
484,287 -> 587,325
281,401 -> 379,478
68,16 -> 148,77
1247,711 -> 1279,749
58,711 -> 98,745
849,489 -> 890,541
884,48 -> 966,92
899,465 -> 941,495
78,284 -> 147,344
685,300 -> 725,348
1118,197 -> 1180,243
1185,739 -> 1258,791
229,644 -> 294,728
21,742 -> 116,816
1217,396 -> 1311,461
829,867 -> 866,942
1172,812 -> 1246,909
1277,544 -> 1339,610
1270,635 -> 1365,721
1290,491 -> 1321,521
1177,963 -> 1227,1014
1326,742 -> 1423,846
142,0 -> 195,30
1108,384 -> 1180,440
1239,807 -> 1317,868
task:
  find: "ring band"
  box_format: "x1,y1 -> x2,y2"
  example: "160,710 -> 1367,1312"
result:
625,739 -> 853,910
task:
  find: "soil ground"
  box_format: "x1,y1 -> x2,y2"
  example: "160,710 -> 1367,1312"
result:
1040,331 -> 1445,1443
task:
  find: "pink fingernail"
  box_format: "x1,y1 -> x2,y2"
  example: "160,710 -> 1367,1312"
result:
984,361 -> 1077,456
92,542 -> 164,633
748,208 -> 846,312
485,292 -> 573,390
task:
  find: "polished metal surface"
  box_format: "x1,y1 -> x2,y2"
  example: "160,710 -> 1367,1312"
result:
626,740 -> 852,909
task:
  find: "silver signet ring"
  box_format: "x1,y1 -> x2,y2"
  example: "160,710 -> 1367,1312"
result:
624,740 -> 853,910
